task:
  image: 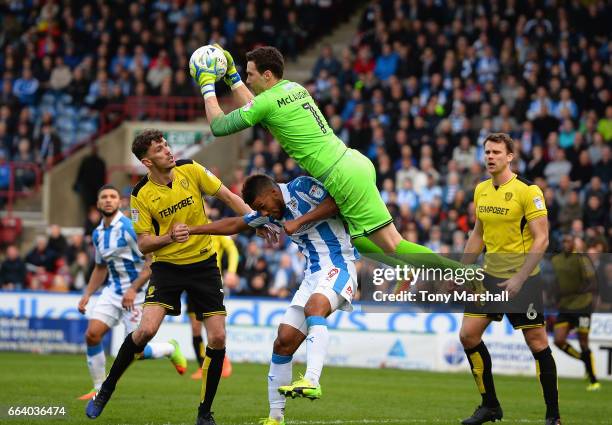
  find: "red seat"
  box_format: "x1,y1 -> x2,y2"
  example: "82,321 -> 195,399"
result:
0,216 -> 23,245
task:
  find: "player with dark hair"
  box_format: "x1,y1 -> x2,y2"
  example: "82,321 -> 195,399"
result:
86,130 -> 257,425
459,133 -> 561,425
190,45 -> 476,277
77,184 -> 186,400
187,173 -> 359,425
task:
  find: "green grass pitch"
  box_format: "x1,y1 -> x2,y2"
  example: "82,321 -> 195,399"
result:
0,352 -> 609,424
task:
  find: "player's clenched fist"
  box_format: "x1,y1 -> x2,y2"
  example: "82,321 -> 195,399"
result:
170,223 -> 190,243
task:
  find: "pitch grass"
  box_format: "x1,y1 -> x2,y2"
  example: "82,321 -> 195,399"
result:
0,352 -> 609,425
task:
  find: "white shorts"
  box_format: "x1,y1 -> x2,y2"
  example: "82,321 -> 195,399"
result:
89,287 -> 145,333
281,263 -> 357,334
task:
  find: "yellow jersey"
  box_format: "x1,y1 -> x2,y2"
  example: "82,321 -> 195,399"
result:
211,235 -> 239,273
551,253 -> 594,310
474,174 -> 547,278
130,159 -> 222,265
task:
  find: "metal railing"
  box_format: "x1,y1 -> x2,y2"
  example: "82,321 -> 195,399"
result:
0,161 -> 43,214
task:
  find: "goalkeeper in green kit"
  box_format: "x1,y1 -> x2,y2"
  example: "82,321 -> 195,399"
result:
190,45 -> 471,275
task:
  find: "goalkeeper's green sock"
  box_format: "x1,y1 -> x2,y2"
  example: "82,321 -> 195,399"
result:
353,237 -> 468,271
353,237 -> 406,267
394,240 -> 467,270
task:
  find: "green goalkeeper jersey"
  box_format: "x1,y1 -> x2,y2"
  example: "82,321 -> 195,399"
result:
210,79 -> 347,179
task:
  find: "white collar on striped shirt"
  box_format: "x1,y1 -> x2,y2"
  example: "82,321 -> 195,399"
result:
279,183 -> 291,205
97,211 -> 124,231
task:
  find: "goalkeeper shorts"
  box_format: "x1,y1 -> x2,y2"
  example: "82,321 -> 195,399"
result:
322,149 -> 393,238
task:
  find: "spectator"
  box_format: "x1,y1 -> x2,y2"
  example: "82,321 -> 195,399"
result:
544,149 -> 572,187
397,179 -> 419,212
312,44 -> 341,78
0,151 -> 10,197
395,158 -> 426,194
49,56 -> 72,92
65,233 -> 89,265
0,244 -> 27,290
597,105 -> 612,142
558,119 -> 576,149
12,68 -> 39,106
593,145 -> 611,184
25,235 -> 58,273
36,123 -> 62,166
13,138 -> 37,189
452,136 -> 477,171
147,50 -> 172,91
558,191 -> 583,233
570,150 -> 592,186
47,224 -> 68,258
374,43 -> 399,81
583,195 -> 607,230
269,254 -> 296,298
419,174 -> 443,205
69,250 -> 92,291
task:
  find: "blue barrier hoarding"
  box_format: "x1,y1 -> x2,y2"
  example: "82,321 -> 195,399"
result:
0,317 -> 111,354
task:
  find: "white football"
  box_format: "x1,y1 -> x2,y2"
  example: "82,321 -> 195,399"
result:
189,45 -> 228,82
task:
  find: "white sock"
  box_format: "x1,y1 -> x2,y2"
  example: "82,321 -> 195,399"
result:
304,316 -> 329,386
86,344 -> 106,390
143,342 -> 175,359
269,353 -> 292,420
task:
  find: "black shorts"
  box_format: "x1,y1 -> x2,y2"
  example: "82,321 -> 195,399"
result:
186,294 -> 206,321
144,255 -> 226,317
464,274 -> 544,330
555,311 -> 592,333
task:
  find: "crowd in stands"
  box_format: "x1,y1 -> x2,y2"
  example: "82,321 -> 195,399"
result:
0,0 -> 352,196
220,0 -> 611,298
1,1 -> 611,302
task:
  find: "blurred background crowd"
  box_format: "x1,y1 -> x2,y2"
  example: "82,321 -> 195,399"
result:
0,1 -> 610,303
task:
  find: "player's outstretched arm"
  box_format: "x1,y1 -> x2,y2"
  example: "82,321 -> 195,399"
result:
189,217 -> 250,236
78,264 -> 108,314
284,196 -> 340,235
136,228 -> 187,255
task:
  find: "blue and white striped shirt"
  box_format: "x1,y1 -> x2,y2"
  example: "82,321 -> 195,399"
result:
244,176 -> 359,276
92,212 -> 145,296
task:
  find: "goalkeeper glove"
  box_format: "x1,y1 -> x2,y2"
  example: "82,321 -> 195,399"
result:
214,43 -> 243,90
189,57 -> 218,99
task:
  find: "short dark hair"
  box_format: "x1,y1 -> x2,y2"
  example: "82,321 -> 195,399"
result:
484,133 -> 514,154
242,174 -> 278,206
132,129 -> 164,160
97,184 -> 120,198
246,47 -> 284,79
